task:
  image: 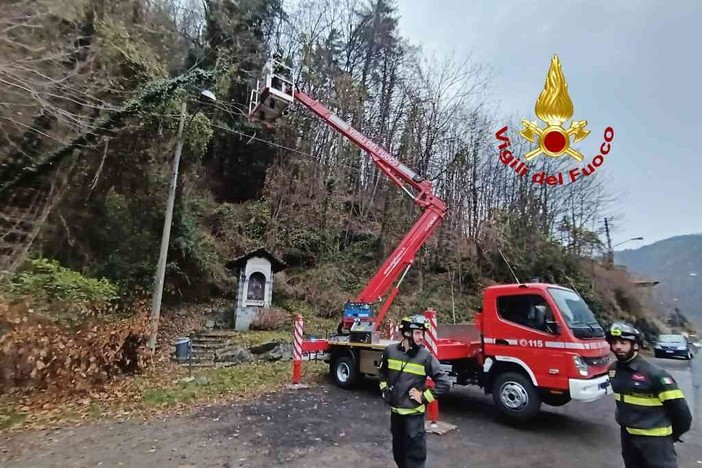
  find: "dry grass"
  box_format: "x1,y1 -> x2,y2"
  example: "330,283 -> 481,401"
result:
0,357 -> 329,433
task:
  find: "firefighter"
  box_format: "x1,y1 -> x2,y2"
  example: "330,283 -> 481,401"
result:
378,314 -> 451,468
606,322 -> 692,468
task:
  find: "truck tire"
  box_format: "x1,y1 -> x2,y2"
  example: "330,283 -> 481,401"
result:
492,372 -> 541,422
332,355 -> 358,389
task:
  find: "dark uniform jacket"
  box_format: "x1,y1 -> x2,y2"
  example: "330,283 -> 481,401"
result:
609,354 -> 692,439
378,342 -> 451,415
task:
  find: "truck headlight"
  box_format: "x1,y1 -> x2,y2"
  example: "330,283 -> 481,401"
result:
573,356 -> 589,377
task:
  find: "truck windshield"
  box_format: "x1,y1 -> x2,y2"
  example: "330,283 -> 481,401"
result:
548,287 -> 604,338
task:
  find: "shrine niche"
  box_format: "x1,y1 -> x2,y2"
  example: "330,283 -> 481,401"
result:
225,248 -> 286,331
247,271 -> 266,302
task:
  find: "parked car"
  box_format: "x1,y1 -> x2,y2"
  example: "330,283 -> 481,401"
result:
653,334 -> 695,360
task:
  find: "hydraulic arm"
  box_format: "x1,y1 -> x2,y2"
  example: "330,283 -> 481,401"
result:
248,58 -> 447,334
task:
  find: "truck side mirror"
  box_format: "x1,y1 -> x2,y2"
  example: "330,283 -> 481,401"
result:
545,319 -> 561,335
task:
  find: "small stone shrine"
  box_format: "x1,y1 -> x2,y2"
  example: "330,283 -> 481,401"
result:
225,248 -> 286,331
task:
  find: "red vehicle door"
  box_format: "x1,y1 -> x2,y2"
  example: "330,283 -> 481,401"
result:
483,287 -> 569,390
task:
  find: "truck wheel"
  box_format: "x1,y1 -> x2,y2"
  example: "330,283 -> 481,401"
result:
492,372 -> 541,421
332,355 -> 358,389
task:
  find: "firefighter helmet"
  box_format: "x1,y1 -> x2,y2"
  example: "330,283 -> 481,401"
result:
605,322 -> 643,345
400,314 -> 428,335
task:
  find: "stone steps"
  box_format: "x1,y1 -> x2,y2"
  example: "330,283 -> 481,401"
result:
175,329 -> 294,368
176,335 -> 237,367
192,342 -> 224,350
173,333 -> 232,367
178,361 -> 239,369
194,330 -> 240,338
191,337 -> 231,344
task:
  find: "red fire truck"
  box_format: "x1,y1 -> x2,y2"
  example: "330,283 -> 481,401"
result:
301,283 -> 613,421
248,57 -> 613,421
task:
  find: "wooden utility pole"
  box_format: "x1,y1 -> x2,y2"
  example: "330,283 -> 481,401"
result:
148,101 -> 187,352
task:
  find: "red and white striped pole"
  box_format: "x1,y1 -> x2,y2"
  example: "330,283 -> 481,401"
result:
292,314 -> 304,384
424,309 -> 439,423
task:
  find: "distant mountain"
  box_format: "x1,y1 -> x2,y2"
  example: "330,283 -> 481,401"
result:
614,234 -> 702,328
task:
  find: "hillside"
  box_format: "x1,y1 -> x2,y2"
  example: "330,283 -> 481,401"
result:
615,234 -> 702,327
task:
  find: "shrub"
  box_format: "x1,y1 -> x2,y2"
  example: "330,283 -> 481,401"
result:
0,296 -> 151,396
5,257 -> 119,322
250,307 -> 289,331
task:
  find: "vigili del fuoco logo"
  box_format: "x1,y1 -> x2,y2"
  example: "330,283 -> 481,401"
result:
495,54 -> 614,186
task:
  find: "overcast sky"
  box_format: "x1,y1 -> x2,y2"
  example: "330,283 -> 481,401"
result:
396,0 -> 702,248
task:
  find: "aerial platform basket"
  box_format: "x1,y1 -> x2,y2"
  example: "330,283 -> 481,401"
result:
248,57 -> 295,126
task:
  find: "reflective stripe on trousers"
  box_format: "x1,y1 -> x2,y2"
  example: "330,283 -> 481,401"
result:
625,426 -> 673,436
391,405 -> 426,415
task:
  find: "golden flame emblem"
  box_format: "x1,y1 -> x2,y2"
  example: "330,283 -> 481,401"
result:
520,55 -> 590,161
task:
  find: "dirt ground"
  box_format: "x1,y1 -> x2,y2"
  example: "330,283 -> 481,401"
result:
2,358 -> 701,468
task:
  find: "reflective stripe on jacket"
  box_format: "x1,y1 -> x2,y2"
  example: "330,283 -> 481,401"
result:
609,354 -> 692,438
378,342 -> 451,415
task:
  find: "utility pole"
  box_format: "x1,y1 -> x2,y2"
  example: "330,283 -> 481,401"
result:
604,217 -> 613,267
145,89 -> 215,353
148,100 -> 188,352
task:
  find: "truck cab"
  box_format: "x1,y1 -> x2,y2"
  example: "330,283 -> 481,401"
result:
479,283 -> 613,419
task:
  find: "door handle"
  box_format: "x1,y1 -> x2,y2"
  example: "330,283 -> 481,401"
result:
495,339 -> 509,346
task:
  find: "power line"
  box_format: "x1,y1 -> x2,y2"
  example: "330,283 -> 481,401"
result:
206,120 -> 362,174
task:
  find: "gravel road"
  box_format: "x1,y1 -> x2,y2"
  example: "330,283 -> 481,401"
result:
2,357 -> 701,467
